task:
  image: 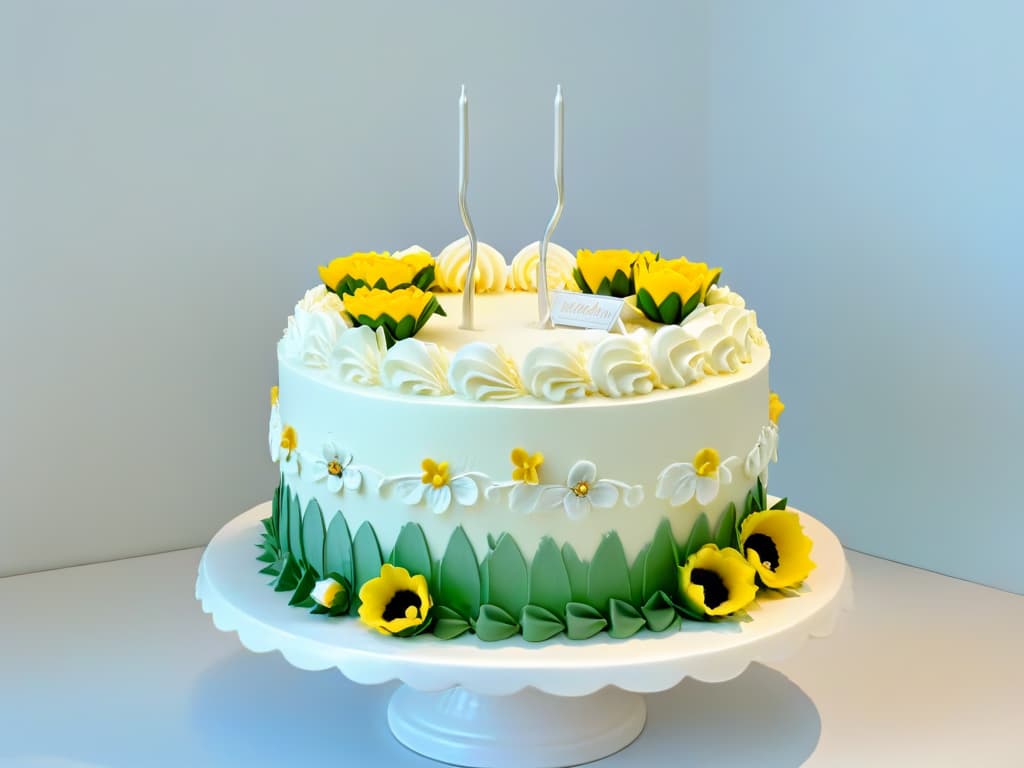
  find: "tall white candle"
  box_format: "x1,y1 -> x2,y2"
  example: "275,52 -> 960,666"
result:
538,84 -> 565,328
458,84 -> 478,331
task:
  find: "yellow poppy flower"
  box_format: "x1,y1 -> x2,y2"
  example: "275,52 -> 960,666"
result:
319,252 -> 428,295
510,447 -> 544,485
679,543 -> 758,617
634,257 -> 722,324
739,509 -> 815,589
342,286 -> 446,346
573,249 -> 657,296
358,564 -> 433,636
769,392 -> 785,425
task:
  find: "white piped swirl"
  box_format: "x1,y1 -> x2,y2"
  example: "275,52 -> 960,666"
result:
336,325 -> 388,385
449,342 -> 524,401
650,324 -> 706,387
380,338 -> 453,396
588,332 -> 657,397
280,285 -> 349,369
521,344 -> 594,402
436,236 -> 507,293
507,241 -> 576,291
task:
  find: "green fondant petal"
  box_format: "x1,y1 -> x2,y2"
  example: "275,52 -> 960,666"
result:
288,492 -> 302,561
770,497 -> 788,510
608,599 -> 646,639
271,481 -> 282,541
273,554 -> 301,592
629,543 -> 648,606
643,519 -> 680,603
351,521 -> 383,613
475,604 -> 520,642
277,485 -> 291,556
324,513 -> 354,587
657,291 -> 682,324
636,288 -> 661,322
288,567 -> 317,606
439,526 -> 481,621
390,523 -> 433,581
679,290 -> 702,322
565,602 -> 607,640
531,537 -> 573,619
520,605 -> 565,642
486,534 -> 529,619
641,591 -> 678,632
301,499 -> 326,577
588,532 -> 631,616
609,269 -> 632,297
432,606 -> 472,640
572,266 -> 591,293
683,513 -> 712,561
561,543 -> 590,606
714,503 -> 737,551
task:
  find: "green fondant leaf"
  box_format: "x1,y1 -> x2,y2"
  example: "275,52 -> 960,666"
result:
595,276 -> 614,296
390,523 -> 433,581
273,554 -> 301,592
394,314 -> 416,340
770,497 -> 788,510
351,521 -> 383,613
256,549 -> 278,564
657,291 -> 682,324
479,553 -> 490,606
486,533 -> 498,551
271,480 -> 282,540
530,537 -> 573,619
636,288 -> 661,322
325,572 -> 353,616
439,526 -> 481,620
324,512 -> 354,586
432,605 -> 472,640
608,599 -> 646,639
288,567 -> 317,606
288,492 -> 302,562
679,290 -> 702,322
572,266 -> 590,293
411,264 -> 435,291
486,534 -> 529,619
277,484 -> 291,556
520,605 -> 565,643
610,269 -> 632,297
301,500 -> 326,577
629,543 -> 648,606
755,478 -> 767,511
740,489 -> 756,525
565,602 -> 607,640
475,604 -> 520,642
714,503 -> 737,551
642,591 -> 678,632
683,513 -> 712,560
643,519 -> 680,602
588,532 -> 632,616
561,543 -> 590,605
259,557 -> 284,577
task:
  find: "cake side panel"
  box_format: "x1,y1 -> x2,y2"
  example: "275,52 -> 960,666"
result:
273,349 -> 772,563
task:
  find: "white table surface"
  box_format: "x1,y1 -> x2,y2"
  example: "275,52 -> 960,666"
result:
0,547 -> 1020,768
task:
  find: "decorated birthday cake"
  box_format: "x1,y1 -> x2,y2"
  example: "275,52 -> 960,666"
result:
258,241 -> 815,642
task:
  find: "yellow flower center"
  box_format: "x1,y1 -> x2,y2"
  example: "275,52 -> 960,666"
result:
693,447 -> 720,477
421,459 -> 450,488
279,426 -> 297,455
327,460 -> 343,476
573,481 -> 590,497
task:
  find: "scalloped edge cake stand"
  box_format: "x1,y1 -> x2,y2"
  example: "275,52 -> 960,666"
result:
197,503 -> 852,768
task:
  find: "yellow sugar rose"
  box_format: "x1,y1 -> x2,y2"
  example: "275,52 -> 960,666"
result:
635,257 -> 723,324
573,249 -> 657,297
342,286 -> 446,346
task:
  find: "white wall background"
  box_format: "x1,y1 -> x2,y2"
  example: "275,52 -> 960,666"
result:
1,1 -> 709,576
3,2 -> 1021,593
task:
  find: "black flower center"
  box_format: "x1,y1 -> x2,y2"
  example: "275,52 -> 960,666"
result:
745,533 -> 780,571
382,589 -> 422,621
690,568 -> 728,610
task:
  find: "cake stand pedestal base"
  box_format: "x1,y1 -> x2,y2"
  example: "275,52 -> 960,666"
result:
387,685 -> 646,768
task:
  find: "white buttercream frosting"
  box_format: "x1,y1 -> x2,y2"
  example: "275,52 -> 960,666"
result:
336,325 -> 388,385
507,241 -> 576,291
449,342 -> 524,401
380,338 -> 453,396
680,305 -> 745,374
705,284 -> 746,308
280,285 -> 349,369
436,236 -> 507,293
520,343 -> 594,402
650,324 -> 706,387
588,332 -> 657,398
391,244 -> 431,259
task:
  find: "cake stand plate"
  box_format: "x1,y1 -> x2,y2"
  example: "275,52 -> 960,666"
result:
197,504 -> 852,768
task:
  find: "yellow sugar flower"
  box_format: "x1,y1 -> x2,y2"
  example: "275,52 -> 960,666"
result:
278,425 -> 299,475
421,458 -> 451,488
279,425 -> 297,453
270,385 -> 279,406
510,447 -> 544,485
769,392 -> 785,425
574,249 -> 657,297
739,509 -> 815,589
319,252 -> 430,296
693,447 -> 720,477
358,564 -> 433,636
634,257 -> 722,324
342,286 -> 446,346
679,543 -> 758,617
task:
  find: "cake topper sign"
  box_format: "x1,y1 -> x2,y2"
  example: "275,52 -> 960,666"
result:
458,84 -> 478,331
537,84 -> 564,329
550,290 -> 625,332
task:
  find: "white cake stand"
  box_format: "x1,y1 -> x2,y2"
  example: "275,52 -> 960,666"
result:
197,503 -> 852,768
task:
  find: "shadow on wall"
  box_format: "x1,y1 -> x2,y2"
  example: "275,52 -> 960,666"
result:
187,651 -> 822,767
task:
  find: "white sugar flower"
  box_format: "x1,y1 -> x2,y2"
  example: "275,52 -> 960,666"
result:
540,461 -> 621,520
278,425 -> 300,476
384,458 -> 485,515
744,424 -> 779,482
268,386 -> 282,462
309,441 -> 362,493
657,448 -> 739,507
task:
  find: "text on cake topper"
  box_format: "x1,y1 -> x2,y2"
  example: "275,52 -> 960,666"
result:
550,290 -> 624,331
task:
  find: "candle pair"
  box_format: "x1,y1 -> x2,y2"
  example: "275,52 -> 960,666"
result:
459,85 -> 564,331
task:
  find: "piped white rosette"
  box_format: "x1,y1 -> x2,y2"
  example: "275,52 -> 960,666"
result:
588,330 -> 658,398
506,241 -> 576,291
448,342 -> 525,400
436,236 -> 507,293
280,285 -> 350,368
678,303 -> 762,375
380,339 -> 453,396
488,460 -> 644,520
520,343 -> 595,402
